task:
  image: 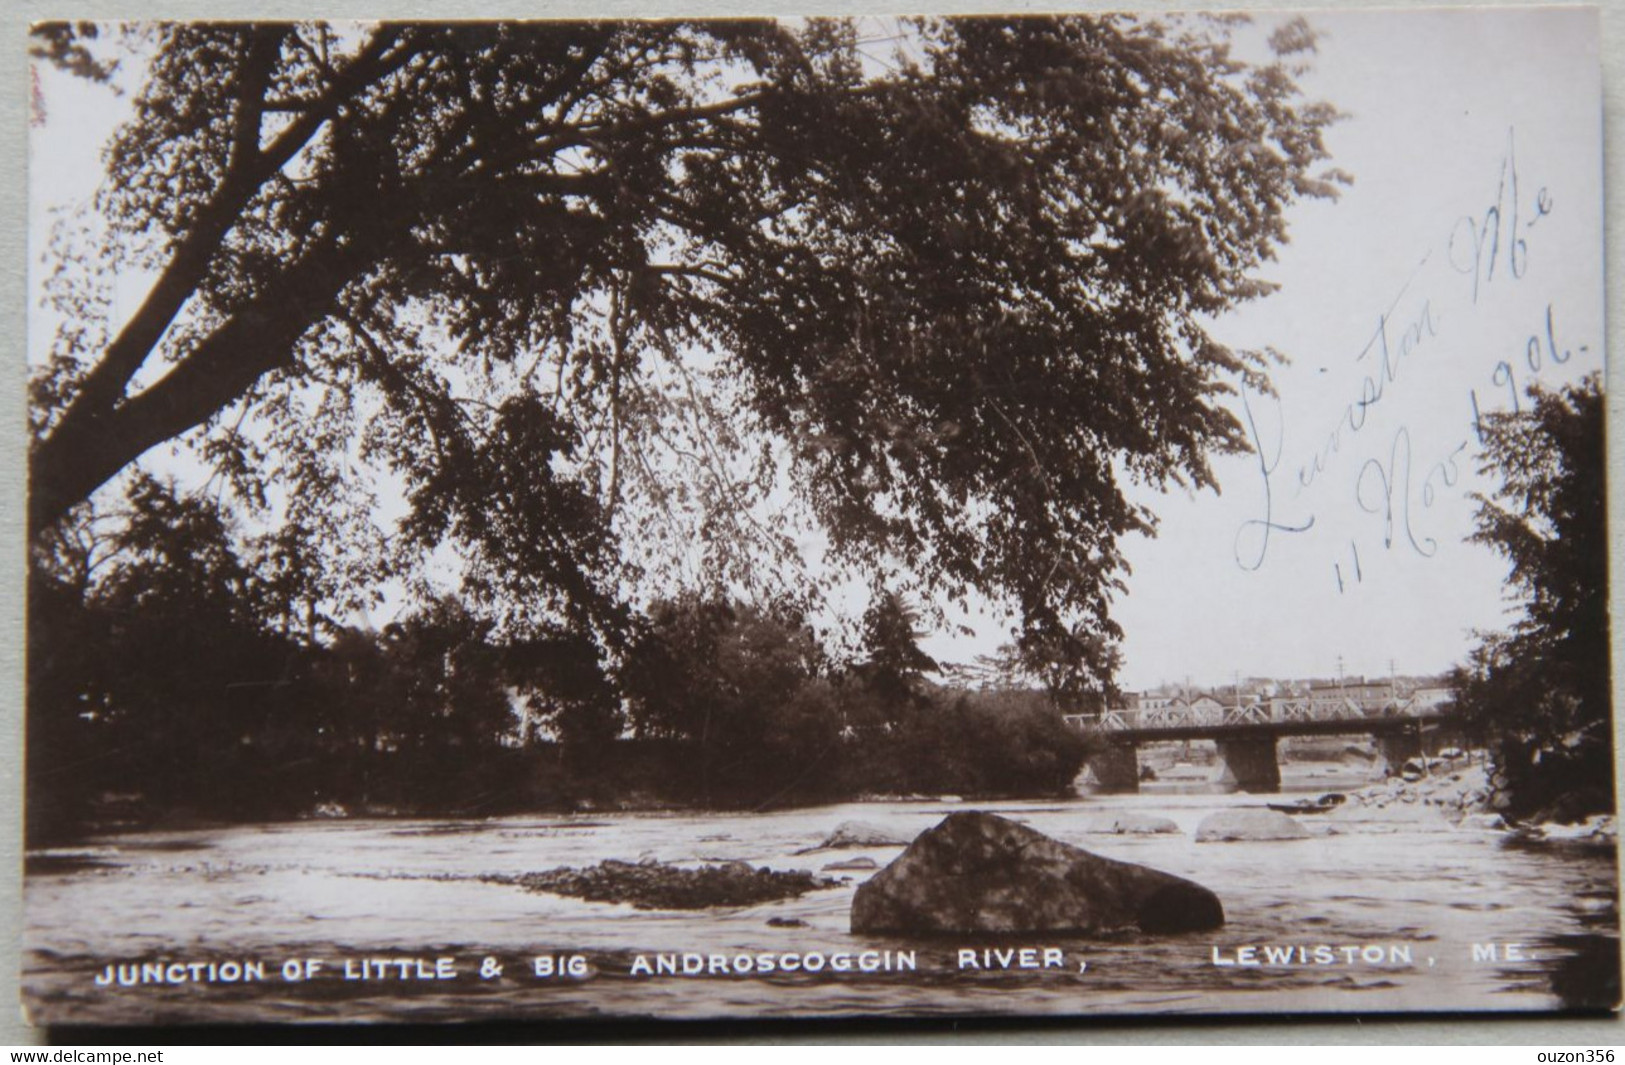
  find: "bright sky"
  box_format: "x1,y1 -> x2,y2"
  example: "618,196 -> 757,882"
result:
1086,8 -> 1605,690
28,11 -> 1605,693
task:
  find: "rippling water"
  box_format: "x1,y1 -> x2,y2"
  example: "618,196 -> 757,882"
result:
23,767 -> 1620,1025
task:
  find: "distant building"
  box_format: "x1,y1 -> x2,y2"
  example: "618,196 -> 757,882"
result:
1411,686 -> 1455,711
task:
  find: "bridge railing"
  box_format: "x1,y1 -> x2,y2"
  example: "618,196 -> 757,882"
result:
1085,696 -> 1422,732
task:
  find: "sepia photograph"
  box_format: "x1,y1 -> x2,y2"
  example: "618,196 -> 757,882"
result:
20,7 -> 1616,1027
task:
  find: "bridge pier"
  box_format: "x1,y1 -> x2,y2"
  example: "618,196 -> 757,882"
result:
1215,736 -> 1281,793
1085,743 -> 1141,793
1376,729 -> 1424,775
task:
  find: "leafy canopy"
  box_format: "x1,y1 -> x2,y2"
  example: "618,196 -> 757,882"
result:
31,17 -> 1344,679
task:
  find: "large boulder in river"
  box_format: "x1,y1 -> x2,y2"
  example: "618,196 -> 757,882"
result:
1194,809 -> 1311,842
850,811 -> 1222,935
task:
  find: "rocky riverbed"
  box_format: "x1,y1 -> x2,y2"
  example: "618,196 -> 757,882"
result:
1334,761 -> 1618,843
1340,761 -> 1492,822
490,858 -> 838,910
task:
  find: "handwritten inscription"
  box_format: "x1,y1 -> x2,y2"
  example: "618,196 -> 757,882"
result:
1448,128 -> 1551,303
1234,126 -> 1592,591
1234,389 -> 1313,572
1472,302 -> 1584,428
1356,427 -> 1438,560
1295,289 -> 1440,495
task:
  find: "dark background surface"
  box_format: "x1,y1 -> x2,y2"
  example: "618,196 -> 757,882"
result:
4,0 -> 1622,1046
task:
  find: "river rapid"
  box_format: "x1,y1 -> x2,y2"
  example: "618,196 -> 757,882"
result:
23,764 -> 1620,1025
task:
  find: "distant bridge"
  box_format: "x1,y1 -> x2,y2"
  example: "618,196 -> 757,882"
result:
1064,695 -> 1460,793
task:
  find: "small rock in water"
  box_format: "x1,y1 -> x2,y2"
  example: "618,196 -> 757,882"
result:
851,811 -> 1222,935
1194,809 -> 1311,843
1082,813 -> 1180,835
801,820 -> 909,852
1327,801 -> 1453,831
766,916 -> 810,928
1528,814 -> 1619,844
822,856 -> 879,872
1574,895 -> 1616,917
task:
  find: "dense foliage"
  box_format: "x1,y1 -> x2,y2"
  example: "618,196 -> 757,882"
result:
1451,376 -> 1611,820
28,480 -> 535,838
33,17 -> 1343,677
28,16 -> 1342,837
31,518 -> 1092,840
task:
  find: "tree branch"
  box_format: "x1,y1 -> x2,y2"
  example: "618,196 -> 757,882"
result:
38,28 -> 417,479
30,236 -> 373,538
32,27 -> 425,542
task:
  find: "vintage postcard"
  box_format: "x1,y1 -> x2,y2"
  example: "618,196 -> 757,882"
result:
22,8 -> 1615,1026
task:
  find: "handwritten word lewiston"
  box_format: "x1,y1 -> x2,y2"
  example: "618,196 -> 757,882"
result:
1297,289 -> 1440,495
1233,272 -> 1440,574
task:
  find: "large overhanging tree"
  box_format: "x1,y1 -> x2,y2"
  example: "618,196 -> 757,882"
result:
30,17 -> 1344,685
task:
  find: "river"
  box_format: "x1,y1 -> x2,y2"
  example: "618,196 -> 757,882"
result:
22,764 -> 1619,1025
